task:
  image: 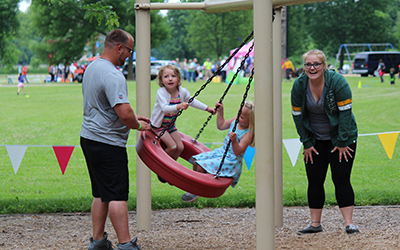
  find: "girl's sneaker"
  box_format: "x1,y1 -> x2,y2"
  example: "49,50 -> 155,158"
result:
297,224 -> 323,235
345,224 -> 360,234
181,192 -> 199,203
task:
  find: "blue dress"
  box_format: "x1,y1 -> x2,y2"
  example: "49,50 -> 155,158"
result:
192,121 -> 249,188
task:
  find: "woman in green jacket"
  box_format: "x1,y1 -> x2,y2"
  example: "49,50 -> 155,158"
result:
291,49 -> 359,235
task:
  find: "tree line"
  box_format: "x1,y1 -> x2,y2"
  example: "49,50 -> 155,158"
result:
1,0 -> 399,74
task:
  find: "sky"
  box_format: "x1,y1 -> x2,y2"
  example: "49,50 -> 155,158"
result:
17,0 -> 180,14
18,0 -> 31,13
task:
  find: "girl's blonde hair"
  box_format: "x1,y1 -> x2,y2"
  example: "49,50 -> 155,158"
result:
302,49 -> 327,71
157,64 -> 182,88
243,100 -> 255,148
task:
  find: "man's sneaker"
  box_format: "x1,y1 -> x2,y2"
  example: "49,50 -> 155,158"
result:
297,224 -> 323,235
181,192 -> 199,203
88,232 -> 115,250
117,237 -> 141,250
345,224 -> 360,234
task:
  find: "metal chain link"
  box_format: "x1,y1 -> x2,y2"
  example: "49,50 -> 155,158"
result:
154,31 -> 254,144
215,66 -> 254,178
193,39 -> 255,142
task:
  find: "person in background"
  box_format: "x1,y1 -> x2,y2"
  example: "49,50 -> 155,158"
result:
220,56 -> 228,83
17,72 -> 26,95
181,58 -> 188,80
22,65 -> 29,83
389,68 -> 395,85
188,58 -> 197,83
377,59 -> 385,83
282,57 -> 295,81
80,29 -> 150,250
291,49 -> 359,235
203,58 -> 212,81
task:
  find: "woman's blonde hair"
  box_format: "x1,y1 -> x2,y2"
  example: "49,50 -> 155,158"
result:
243,100 -> 255,148
302,49 -> 327,70
157,64 -> 182,88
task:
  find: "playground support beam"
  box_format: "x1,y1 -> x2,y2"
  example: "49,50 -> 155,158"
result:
254,0 -> 275,249
273,7 -> 283,228
134,0 -> 330,13
135,0 -> 152,231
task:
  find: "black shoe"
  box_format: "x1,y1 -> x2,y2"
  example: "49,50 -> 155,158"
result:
297,225 -> 323,235
345,224 -> 360,234
157,175 -> 167,183
117,237 -> 141,250
88,232 -> 115,250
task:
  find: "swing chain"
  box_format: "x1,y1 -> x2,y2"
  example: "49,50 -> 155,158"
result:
214,67 -> 254,179
194,40 -> 255,142
154,31 -> 254,143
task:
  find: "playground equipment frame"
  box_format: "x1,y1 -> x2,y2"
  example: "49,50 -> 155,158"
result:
135,1 -> 331,249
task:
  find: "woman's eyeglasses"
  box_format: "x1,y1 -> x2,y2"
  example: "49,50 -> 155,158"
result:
304,63 -> 322,69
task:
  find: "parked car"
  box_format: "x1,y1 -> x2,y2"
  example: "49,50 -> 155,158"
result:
353,51 -> 400,76
123,60 -> 183,80
150,60 -> 183,80
122,62 -> 136,79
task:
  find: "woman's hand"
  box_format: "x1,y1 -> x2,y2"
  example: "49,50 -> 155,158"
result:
331,146 -> 353,163
303,146 -> 319,164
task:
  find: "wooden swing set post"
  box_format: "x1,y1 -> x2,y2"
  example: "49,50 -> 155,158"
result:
135,0 -> 331,249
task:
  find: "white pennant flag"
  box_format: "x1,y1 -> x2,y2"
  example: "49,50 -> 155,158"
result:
283,139 -> 302,167
6,145 -> 28,174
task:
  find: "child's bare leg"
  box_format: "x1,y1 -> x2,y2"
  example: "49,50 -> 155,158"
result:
153,130 -> 178,159
192,161 -> 206,173
169,131 -> 184,160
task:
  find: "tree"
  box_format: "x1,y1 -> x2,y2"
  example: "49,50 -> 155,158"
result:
29,0 -> 169,70
0,0 -> 20,71
303,0 -> 397,57
287,5 -> 311,59
185,10 -> 253,62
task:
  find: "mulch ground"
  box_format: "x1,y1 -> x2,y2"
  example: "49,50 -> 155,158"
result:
1,206 -> 399,249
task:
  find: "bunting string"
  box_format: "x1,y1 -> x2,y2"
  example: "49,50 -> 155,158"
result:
1,131 -> 399,174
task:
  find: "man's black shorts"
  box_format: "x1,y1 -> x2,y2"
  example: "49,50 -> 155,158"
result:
80,137 -> 129,202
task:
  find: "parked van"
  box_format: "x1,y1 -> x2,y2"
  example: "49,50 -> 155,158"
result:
353,51 -> 400,76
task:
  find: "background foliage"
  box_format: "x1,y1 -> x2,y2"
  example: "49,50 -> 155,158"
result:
3,0 -> 400,73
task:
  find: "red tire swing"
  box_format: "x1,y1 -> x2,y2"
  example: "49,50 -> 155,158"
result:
136,32 -> 254,198
136,131 -> 232,198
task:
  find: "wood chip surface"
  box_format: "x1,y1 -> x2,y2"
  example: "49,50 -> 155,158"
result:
1,206 -> 399,249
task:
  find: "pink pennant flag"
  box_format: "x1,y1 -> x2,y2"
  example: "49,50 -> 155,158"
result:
52,146 -> 75,175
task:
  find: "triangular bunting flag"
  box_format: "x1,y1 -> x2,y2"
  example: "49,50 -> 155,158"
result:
6,145 -> 28,174
283,138 -> 302,167
244,146 -> 255,170
378,132 -> 399,159
53,146 -> 75,175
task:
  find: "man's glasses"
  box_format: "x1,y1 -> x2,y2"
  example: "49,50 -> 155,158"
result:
118,44 -> 133,54
304,63 -> 322,69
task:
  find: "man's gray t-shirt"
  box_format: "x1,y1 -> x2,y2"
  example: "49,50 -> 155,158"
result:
80,58 -> 130,147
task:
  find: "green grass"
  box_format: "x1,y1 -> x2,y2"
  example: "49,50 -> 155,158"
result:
1,74 -> 399,214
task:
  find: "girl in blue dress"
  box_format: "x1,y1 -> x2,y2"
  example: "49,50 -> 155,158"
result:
181,100 -> 255,202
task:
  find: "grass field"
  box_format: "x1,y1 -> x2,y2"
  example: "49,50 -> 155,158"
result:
1,73 -> 399,214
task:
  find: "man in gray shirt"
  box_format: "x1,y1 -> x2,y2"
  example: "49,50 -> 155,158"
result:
80,29 -> 150,250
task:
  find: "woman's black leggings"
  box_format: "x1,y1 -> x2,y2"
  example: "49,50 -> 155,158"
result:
305,140 -> 357,208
